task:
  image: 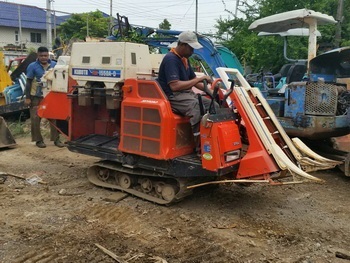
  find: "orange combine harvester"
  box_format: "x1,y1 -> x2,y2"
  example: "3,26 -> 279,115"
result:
37,42 -> 341,204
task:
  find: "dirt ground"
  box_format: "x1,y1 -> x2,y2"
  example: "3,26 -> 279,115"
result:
1,134 -> 350,263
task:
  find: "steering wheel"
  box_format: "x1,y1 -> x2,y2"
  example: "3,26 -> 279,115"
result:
209,78 -> 233,107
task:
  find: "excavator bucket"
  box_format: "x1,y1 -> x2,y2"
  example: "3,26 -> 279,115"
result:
0,116 -> 16,148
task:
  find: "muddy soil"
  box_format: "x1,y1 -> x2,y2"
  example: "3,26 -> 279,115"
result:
1,136 -> 350,263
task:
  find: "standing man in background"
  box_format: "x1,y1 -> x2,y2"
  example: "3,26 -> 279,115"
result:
24,46 -> 64,148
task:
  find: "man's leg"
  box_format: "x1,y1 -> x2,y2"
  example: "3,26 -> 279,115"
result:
30,97 -> 44,144
49,119 -> 59,141
169,91 -> 202,153
49,119 -> 64,147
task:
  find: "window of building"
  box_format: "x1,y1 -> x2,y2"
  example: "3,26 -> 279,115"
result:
30,33 -> 42,43
15,30 -> 19,43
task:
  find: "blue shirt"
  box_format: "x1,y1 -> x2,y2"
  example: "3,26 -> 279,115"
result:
157,52 -> 196,97
26,59 -> 56,97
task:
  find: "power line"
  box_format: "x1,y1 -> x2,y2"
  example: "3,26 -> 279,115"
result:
6,0 -> 232,33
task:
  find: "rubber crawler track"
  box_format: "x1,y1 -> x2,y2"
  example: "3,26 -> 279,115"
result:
87,160 -> 197,205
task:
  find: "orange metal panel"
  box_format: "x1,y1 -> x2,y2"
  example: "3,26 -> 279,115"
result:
37,76 -> 77,120
201,120 -> 241,171
119,79 -> 193,160
37,91 -> 70,120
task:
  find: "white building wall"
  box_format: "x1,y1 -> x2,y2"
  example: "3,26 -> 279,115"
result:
0,27 -> 16,47
0,26 -> 48,51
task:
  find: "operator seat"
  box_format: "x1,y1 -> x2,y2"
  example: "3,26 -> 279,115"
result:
286,63 -> 307,84
273,63 -> 293,83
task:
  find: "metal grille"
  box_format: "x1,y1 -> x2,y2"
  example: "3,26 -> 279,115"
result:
123,105 -> 161,154
138,83 -> 162,98
82,56 -> 90,63
123,121 -> 140,135
142,124 -> 160,138
123,136 -> 140,151
305,83 -> 338,116
141,139 -> 160,155
102,56 -> 111,64
124,106 -> 141,120
143,108 -> 160,123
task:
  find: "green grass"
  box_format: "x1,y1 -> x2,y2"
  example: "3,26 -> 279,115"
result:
5,113 -> 57,139
7,120 -> 30,137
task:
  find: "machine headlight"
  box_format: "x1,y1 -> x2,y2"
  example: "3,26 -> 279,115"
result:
225,150 -> 240,162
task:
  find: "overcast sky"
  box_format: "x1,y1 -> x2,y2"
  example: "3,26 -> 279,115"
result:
7,0 -> 243,34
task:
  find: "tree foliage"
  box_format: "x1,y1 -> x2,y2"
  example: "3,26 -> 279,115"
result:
159,19 -> 171,30
214,0 -> 349,73
58,11 -> 109,41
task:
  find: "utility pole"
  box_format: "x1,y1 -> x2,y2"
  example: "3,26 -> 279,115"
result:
18,5 -> 23,54
46,0 -> 52,50
87,15 -> 89,37
334,0 -> 344,48
109,0 -> 113,35
53,11 -> 56,40
235,0 -> 240,18
195,0 -> 198,33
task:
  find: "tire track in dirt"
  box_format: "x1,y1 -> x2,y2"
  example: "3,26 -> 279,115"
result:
10,248 -> 59,263
81,201 -> 247,262
2,137 -> 350,262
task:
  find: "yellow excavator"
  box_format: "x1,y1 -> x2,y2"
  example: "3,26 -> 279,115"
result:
0,51 -> 12,105
0,51 -> 16,148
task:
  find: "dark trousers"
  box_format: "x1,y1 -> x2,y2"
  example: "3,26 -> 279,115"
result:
29,96 -> 59,142
168,90 -> 213,134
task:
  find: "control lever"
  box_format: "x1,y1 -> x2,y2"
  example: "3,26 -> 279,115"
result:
202,79 -> 218,114
223,79 -> 235,101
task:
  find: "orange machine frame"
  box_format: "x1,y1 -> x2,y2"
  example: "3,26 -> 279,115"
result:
37,76 -> 77,121
228,90 -> 279,178
119,79 -> 194,160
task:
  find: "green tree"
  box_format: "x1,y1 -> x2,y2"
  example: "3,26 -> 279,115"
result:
58,11 -> 109,41
159,19 -> 171,30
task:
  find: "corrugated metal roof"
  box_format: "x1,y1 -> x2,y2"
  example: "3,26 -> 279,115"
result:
0,1 -> 67,30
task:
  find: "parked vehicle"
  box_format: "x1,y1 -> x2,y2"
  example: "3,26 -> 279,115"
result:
37,41 -> 339,203
248,9 -> 350,175
0,52 -> 36,118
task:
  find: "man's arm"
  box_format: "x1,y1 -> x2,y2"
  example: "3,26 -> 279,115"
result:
169,75 -> 212,92
24,78 -> 33,106
25,78 -> 33,98
24,62 -> 36,105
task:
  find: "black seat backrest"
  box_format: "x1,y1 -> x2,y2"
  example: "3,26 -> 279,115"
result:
279,64 -> 293,77
273,63 -> 293,82
286,63 -> 307,84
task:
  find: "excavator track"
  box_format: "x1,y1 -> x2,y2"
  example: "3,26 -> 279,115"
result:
87,160 -> 196,205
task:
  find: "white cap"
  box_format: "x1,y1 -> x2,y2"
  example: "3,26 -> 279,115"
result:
169,31 -> 203,49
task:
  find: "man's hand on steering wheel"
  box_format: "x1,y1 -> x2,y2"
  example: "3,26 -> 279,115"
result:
199,75 -> 212,84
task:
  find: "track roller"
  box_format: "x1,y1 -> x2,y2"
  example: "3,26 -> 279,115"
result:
87,161 -> 194,205
118,173 -> 135,189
